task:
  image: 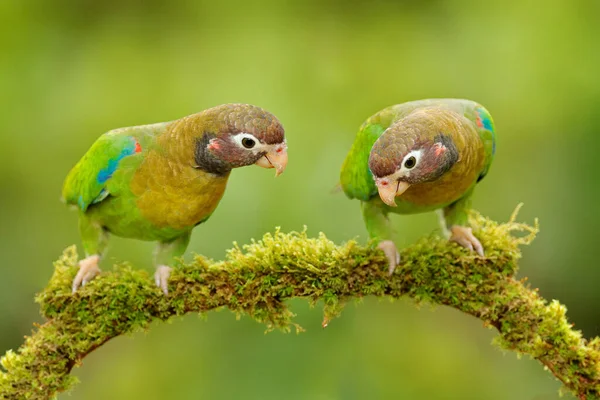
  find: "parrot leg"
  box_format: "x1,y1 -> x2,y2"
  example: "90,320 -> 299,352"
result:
441,189 -> 484,257
154,265 -> 172,296
377,240 -> 401,275
72,255 -> 101,293
449,226 -> 484,257
73,215 -> 109,293
153,231 -> 191,295
361,200 -> 400,275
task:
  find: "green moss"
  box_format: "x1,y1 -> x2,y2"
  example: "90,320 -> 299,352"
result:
1,207 -> 598,399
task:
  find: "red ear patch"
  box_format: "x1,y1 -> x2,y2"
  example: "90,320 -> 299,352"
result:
433,142 -> 447,157
208,139 -> 220,151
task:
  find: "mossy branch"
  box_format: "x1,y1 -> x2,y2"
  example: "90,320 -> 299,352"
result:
1,208 -> 599,399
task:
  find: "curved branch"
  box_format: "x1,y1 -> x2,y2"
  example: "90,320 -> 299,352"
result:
1,209 -> 599,399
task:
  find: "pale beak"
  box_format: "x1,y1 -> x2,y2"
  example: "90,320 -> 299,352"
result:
255,147 -> 288,176
376,180 -> 410,207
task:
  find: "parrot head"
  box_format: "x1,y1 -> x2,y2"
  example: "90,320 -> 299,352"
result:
368,108 -> 460,207
195,104 -> 288,176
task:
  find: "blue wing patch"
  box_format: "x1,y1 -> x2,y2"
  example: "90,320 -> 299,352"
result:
480,114 -> 493,131
96,140 -> 139,184
63,133 -> 143,212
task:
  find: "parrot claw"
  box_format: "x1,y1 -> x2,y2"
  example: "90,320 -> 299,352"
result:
450,226 -> 484,257
377,240 -> 400,275
72,255 -> 101,293
155,265 -> 173,295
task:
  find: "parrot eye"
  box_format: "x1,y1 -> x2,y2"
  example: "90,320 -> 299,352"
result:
242,138 -> 256,149
404,156 -> 417,169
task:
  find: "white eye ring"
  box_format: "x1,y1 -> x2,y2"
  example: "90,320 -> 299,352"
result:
400,150 -> 422,173
233,133 -> 261,150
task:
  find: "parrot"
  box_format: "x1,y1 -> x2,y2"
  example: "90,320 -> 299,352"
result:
62,103 -> 288,295
340,99 -> 496,274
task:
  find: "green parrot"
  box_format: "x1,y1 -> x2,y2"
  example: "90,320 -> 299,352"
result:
62,103 -> 288,295
340,99 -> 496,273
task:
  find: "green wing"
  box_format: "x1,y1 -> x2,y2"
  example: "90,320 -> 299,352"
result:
62,131 -> 143,212
340,122 -> 385,201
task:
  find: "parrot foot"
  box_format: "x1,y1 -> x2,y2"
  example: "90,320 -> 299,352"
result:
377,240 -> 400,275
450,226 -> 484,256
155,265 -> 172,295
72,255 -> 101,293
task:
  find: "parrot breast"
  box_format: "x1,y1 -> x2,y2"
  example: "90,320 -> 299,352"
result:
130,149 -> 231,231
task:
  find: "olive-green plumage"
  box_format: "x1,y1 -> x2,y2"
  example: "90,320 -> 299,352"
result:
63,103 -> 287,293
340,99 -> 496,271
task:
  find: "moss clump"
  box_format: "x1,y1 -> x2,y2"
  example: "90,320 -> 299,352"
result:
1,208 -> 598,399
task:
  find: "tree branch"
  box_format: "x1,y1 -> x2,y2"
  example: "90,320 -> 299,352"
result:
1,208 -> 599,399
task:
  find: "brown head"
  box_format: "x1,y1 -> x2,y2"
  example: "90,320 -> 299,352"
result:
368,108 -> 462,206
185,103 -> 287,176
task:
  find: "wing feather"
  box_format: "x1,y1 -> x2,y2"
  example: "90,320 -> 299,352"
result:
62,132 -> 142,211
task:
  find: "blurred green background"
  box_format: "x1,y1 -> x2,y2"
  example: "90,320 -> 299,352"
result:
1,0 -> 598,398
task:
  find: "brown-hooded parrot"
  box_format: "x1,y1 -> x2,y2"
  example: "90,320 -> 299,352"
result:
63,103 -> 288,294
340,99 -> 496,273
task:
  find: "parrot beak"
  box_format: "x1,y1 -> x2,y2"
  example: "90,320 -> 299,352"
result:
255,145 -> 288,176
376,180 -> 410,207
